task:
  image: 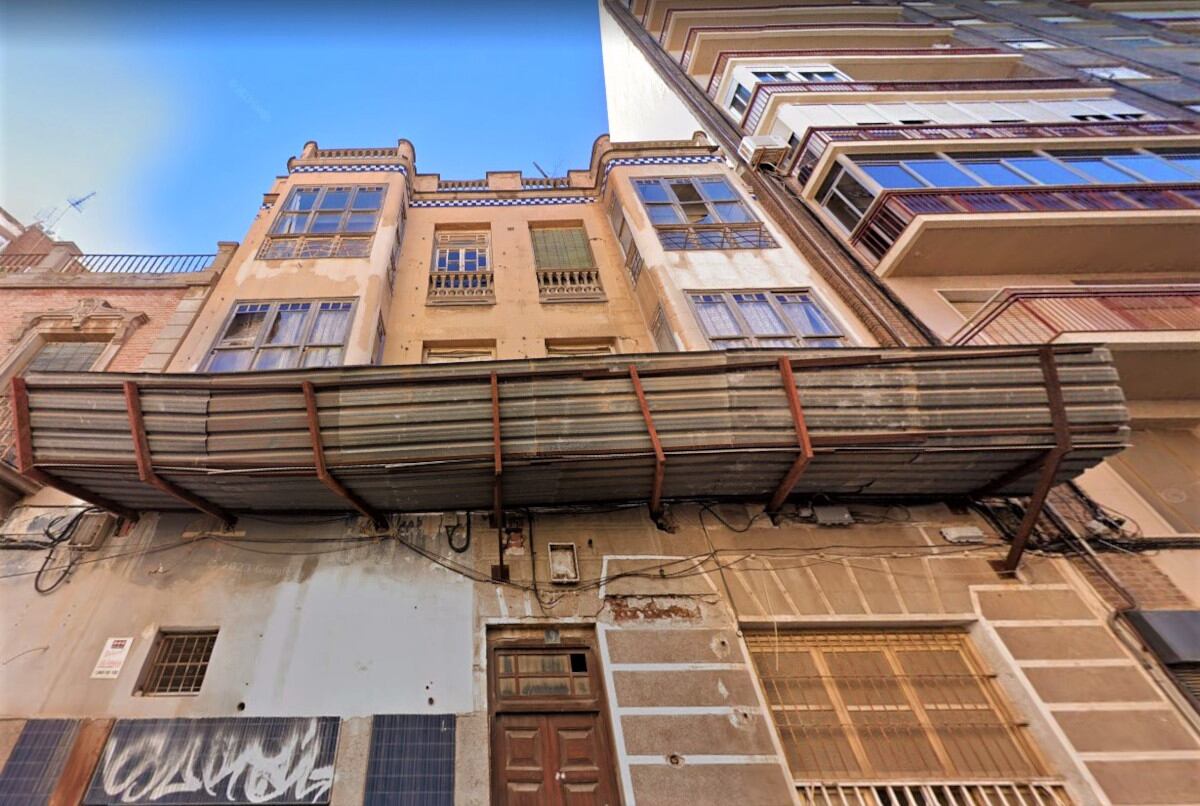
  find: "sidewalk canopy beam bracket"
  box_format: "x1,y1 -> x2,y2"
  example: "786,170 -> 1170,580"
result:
1003,346 -> 1074,572
767,357 -> 814,518
301,381 -> 386,529
10,377 -> 140,521
123,381 -> 234,527
490,372 -> 508,581
629,365 -> 666,519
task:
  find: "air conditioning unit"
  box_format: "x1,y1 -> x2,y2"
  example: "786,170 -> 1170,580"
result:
738,135 -> 790,170
70,512 -> 119,551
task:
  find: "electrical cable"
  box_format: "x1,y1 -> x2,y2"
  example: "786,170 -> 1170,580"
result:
446,511 -> 471,554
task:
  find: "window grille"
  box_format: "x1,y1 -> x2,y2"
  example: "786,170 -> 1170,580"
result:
545,339 -> 616,358
690,290 -> 845,349
260,185 -> 384,259
25,341 -> 106,373
205,299 -> 354,372
138,630 -> 218,695
746,631 -> 1045,783
633,176 -> 777,251
798,782 -> 1071,805
422,342 -> 496,364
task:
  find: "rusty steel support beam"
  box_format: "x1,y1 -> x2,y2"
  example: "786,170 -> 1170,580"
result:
301,381 -> 386,529
629,365 -> 666,519
124,381 -> 235,528
8,377 -> 139,520
1003,347 -> 1074,572
767,357 -> 814,518
490,372 -> 509,581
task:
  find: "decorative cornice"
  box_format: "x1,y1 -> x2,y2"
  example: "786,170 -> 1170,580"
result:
17,298 -> 149,346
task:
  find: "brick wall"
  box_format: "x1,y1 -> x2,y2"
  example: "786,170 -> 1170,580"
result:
1071,553 -> 1194,611
0,286 -> 190,372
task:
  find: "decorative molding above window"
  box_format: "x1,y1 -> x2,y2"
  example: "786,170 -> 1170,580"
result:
17,298 -> 148,348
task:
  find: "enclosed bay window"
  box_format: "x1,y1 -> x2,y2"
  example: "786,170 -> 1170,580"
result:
730,66 -> 849,115
689,290 -> 845,349
633,176 -> 776,250
818,148 -> 1200,232
205,300 -> 354,372
260,185 -> 384,259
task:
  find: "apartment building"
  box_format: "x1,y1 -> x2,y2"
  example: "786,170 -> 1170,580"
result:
0,3 -> 1197,806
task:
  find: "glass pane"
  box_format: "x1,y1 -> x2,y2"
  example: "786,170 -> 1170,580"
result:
1118,154 -> 1197,181
962,160 -> 1032,186
497,654 -> 515,674
336,238 -> 372,258
1064,158 -> 1138,184
680,201 -> 714,224
834,172 -> 876,214
272,213 -> 309,235
670,181 -> 704,204
860,163 -> 926,189
518,654 -> 569,674
1162,153 -> 1200,178
711,338 -> 748,350
297,238 -> 335,258
692,295 -> 741,337
778,295 -> 840,336
352,187 -> 383,210
26,341 -> 106,372
646,204 -> 682,224
734,293 -> 788,335
824,192 -> 865,231
309,213 -> 342,234
252,348 -> 299,370
574,676 -> 591,695
301,347 -> 343,368
208,350 -> 252,373
634,180 -> 670,202
309,304 -> 352,345
1006,156 -> 1089,185
904,159 -> 981,188
497,678 -> 517,696
220,308 -> 268,346
697,177 -> 738,201
318,188 -> 351,210
714,202 -> 754,223
518,677 -> 571,696
284,188 -> 319,212
261,239 -> 298,259
344,212 -> 378,232
264,304 -> 311,345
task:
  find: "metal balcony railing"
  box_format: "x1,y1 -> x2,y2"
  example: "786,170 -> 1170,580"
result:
793,120 -> 1200,183
953,285 -> 1200,346
798,781 -> 1071,806
850,183 -> 1200,261
427,270 -> 495,303
741,77 -> 1085,132
535,267 -> 605,301
67,254 -> 217,273
656,222 -> 779,250
0,253 -> 50,273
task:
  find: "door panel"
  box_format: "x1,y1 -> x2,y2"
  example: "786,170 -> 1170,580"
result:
494,713 -> 618,806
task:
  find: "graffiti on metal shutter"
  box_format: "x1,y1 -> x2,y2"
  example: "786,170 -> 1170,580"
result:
83,717 -> 338,805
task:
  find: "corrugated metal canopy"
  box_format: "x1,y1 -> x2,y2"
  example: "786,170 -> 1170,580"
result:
10,347 -> 1129,519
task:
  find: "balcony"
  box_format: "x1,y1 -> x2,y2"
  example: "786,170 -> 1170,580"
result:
793,120 -> 1200,183
536,268 -> 605,302
427,270 -> 495,304
849,183 -> 1200,277
0,252 -> 217,274
656,222 -> 778,250
740,77 -> 1085,133
953,285 -> 1200,400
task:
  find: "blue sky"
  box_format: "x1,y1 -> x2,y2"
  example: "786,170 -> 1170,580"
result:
0,1 -> 609,253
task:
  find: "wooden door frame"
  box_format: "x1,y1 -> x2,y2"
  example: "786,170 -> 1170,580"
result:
487,629 -> 623,805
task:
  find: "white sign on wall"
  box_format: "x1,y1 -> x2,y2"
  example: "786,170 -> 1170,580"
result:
91,637 -> 133,679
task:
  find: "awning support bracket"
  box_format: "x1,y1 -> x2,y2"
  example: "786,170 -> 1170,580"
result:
9,377 -> 140,521
301,382 -> 386,529
629,365 -> 667,525
123,381 -> 235,528
490,372 -> 509,582
1002,346 -> 1073,572
767,356 -> 814,521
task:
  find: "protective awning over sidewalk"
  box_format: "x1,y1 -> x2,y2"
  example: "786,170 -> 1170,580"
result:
8,347 -> 1128,523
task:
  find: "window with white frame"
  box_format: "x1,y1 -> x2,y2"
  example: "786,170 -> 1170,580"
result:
428,230 -> 493,302
633,176 -> 777,250
781,98 -> 1151,130
689,291 -> 845,349
730,66 -> 849,114
260,185 -> 384,259
205,300 -> 354,372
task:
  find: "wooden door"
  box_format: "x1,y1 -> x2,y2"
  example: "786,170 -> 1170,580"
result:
495,712 -> 618,806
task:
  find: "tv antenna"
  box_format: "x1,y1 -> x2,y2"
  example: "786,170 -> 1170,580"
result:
34,191 -> 96,236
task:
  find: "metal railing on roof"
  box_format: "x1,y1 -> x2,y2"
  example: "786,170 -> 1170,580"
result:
65,254 -> 216,274
0,253 -> 50,273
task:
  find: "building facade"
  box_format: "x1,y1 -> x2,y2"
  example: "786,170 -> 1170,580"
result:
1,4 -> 1198,806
